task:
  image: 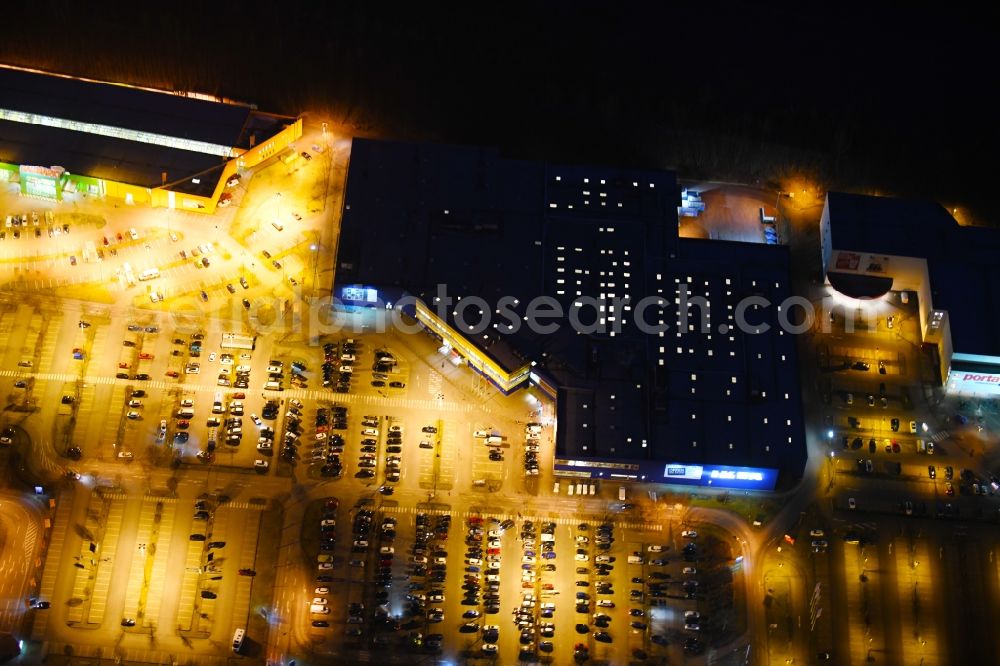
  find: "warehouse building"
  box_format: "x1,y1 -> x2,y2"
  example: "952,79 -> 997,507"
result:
0,64 -> 301,213
337,139 -> 807,490
821,192 -> 1000,396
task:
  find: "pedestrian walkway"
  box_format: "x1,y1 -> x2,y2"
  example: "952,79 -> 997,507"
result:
381,505 -> 662,532
87,498 -> 126,624
31,495 -> 74,639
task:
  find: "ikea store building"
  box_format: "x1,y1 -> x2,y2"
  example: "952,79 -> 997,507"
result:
0,65 -> 301,214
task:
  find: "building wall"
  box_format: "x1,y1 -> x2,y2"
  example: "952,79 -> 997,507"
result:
2,117 -> 300,214
820,195 -> 833,273
236,118 -> 303,169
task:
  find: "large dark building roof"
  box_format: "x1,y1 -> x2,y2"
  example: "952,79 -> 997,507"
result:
827,192 -> 1000,358
339,138 -> 807,483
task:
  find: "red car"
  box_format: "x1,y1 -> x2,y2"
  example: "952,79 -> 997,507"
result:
102,236 -> 110,246
116,232 -> 123,241
487,548 -> 500,555
165,370 -> 179,378
139,353 -> 154,360
324,499 -> 339,510
177,421 -> 190,429
118,362 -> 130,369
233,392 -> 246,399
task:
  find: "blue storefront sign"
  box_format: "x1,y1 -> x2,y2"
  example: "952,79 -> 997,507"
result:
660,463 -> 778,490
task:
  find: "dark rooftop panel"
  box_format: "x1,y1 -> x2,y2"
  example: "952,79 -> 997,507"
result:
0,66 -> 251,147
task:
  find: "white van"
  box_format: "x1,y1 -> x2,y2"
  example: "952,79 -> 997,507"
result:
264,381 -> 282,391
567,484 -> 574,496
576,483 -> 585,495
473,479 -> 487,487
310,604 -> 329,614
486,435 -> 504,446
138,268 -> 160,281
553,481 -> 560,494
176,408 -> 194,419
627,554 -> 644,564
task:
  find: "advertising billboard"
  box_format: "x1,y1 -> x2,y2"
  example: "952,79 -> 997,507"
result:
947,370 -> 1000,397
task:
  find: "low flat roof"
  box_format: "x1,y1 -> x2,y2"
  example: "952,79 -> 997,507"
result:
0,119 -> 224,197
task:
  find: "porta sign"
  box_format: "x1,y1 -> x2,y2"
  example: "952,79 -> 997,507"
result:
948,370 -> 1000,396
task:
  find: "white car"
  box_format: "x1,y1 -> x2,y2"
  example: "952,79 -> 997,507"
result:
474,429 -> 491,438
253,459 -> 269,470
159,420 -> 167,437
208,352 -> 216,362
681,530 -> 698,539
522,555 -> 536,564
185,363 -> 200,374
682,567 -> 697,575
390,425 -> 403,433
362,428 -> 378,437
126,411 -> 140,420
848,497 -> 857,510
647,544 -> 663,552
482,644 -> 498,655
315,432 -> 327,441
250,413 -> 262,426
315,587 -> 329,594
575,552 -> 589,561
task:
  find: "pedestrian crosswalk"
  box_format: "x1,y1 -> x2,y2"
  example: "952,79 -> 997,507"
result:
137,495 -> 264,511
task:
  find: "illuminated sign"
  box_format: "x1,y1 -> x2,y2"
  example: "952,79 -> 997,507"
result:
709,469 -> 764,482
21,165 -> 63,178
662,465 -> 704,480
659,463 -> 777,489
963,373 -> 1000,384
341,285 -> 379,303
947,369 -> 1000,396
